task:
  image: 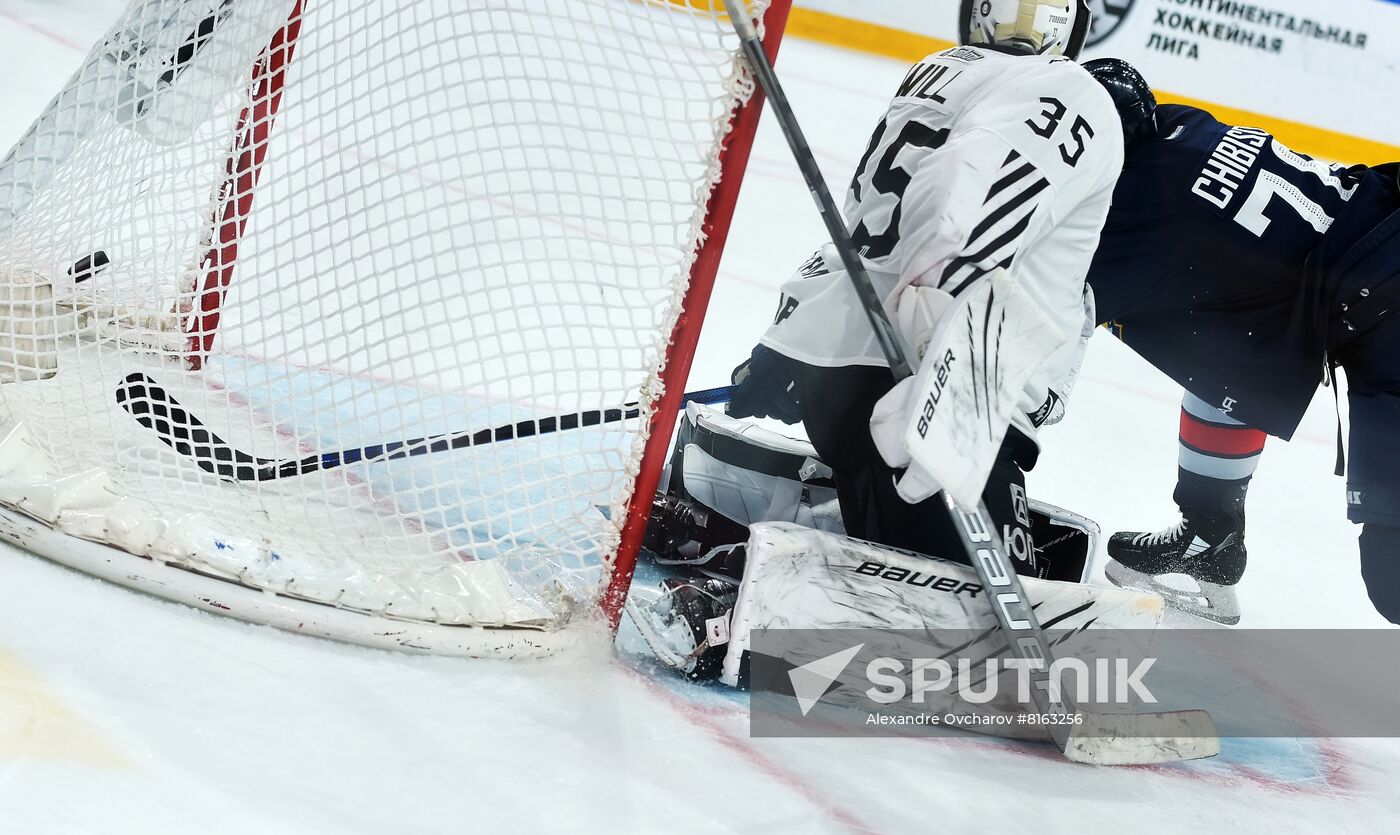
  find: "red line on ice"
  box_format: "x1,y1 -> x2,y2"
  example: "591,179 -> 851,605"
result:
0,9 -> 86,52
628,669 -> 882,835
636,666 -> 1356,799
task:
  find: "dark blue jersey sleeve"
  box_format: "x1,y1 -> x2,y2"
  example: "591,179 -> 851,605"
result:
1087,104 -> 1398,438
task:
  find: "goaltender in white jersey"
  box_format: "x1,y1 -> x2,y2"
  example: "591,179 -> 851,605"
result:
726,0 -> 1123,576
634,3 -> 1152,694
762,42 -> 1121,430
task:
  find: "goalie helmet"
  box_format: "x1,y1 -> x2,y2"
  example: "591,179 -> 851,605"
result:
959,0 -> 1092,60
1083,58 -> 1159,149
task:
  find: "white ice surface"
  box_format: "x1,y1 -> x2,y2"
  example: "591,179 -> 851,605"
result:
0,2 -> 1396,832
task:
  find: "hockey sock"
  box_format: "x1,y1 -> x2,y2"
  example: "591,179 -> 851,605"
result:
1177,392 -> 1266,482
1174,392 -> 1265,535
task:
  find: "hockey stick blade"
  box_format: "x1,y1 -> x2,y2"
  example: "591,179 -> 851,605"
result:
944,496 -> 1219,765
1063,710 -> 1220,766
117,373 -> 733,482
116,372 -> 263,480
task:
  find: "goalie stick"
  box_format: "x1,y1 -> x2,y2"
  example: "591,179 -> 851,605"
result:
722,0 -> 1217,765
116,372 -> 733,482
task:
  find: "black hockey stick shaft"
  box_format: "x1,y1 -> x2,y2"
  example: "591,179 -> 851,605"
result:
722,1 -> 913,381
117,373 -> 733,482
721,0 -> 1079,748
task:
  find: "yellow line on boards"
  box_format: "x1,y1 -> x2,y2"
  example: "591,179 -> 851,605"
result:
1150,91 -> 1398,166
776,6 -> 1399,166
785,6 -> 951,61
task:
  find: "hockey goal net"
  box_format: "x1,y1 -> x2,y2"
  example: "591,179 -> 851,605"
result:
0,0 -> 789,655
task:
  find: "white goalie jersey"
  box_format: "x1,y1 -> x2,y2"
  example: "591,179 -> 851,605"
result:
760,45 -> 1123,426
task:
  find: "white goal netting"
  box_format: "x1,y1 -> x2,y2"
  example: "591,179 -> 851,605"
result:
0,0 -> 781,654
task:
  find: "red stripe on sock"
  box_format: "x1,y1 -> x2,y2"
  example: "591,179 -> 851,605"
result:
1179,410 -> 1267,457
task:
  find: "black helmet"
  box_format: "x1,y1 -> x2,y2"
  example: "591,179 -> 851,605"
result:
1083,58 -> 1158,150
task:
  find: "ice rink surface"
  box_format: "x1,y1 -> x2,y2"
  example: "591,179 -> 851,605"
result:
0,1 -> 1397,832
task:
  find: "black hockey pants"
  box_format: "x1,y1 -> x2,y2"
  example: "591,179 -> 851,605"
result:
791,361 -> 1043,578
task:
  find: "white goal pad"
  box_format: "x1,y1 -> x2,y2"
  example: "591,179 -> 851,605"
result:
0,268 -> 58,383
0,0 -> 791,655
722,524 -> 1168,736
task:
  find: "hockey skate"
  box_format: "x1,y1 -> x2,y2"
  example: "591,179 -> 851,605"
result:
625,576 -> 739,681
1104,518 -> 1246,625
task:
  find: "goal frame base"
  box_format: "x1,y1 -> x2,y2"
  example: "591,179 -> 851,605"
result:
0,504 -> 593,658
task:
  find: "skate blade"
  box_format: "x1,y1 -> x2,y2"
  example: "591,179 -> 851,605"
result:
622,596 -> 698,672
1104,561 -> 1240,625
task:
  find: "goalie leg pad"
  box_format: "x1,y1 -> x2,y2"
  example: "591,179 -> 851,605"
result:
664,403 -> 838,530
720,523 -> 1165,692
651,406 -> 1094,583
1029,498 -> 1100,583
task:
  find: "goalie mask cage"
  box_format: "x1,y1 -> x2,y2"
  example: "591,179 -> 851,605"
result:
0,0 -> 790,656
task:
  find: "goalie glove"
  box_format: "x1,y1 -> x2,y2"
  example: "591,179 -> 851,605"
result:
867,284 -> 960,503
870,268 -> 1066,508
868,367 -> 945,503
728,344 -> 803,424
868,283 -> 963,503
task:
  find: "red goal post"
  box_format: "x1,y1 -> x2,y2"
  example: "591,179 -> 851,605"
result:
186,0 -> 306,370
606,0 -> 794,628
181,0 -> 796,631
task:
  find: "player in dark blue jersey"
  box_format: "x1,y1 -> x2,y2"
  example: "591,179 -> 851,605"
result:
1081,59 -> 1400,624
